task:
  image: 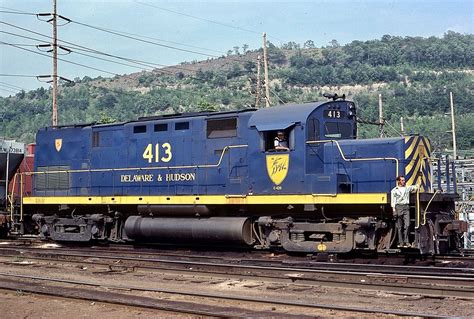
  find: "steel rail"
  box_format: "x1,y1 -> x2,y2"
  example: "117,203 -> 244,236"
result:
2,245 -> 473,278
0,272 -> 449,318
2,241 -> 474,271
1,247 -> 473,299
0,275 -> 307,318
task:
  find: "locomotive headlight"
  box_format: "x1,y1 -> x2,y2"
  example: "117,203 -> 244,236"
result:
348,103 -> 356,118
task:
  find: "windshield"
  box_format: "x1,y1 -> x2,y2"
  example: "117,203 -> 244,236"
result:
324,122 -> 352,139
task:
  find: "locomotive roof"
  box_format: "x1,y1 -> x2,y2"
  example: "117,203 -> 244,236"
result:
248,101 -> 326,131
136,108 -> 256,122
41,101 -> 330,131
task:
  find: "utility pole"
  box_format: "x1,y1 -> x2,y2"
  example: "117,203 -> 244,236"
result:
400,117 -> 405,136
378,93 -> 384,138
450,91 -> 457,160
51,0 -> 58,127
262,33 -> 271,107
255,55 -> 261,108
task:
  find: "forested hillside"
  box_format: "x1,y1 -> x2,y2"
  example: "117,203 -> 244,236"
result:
1,31 -> 473,153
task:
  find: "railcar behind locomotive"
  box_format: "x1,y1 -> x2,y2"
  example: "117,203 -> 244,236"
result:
3,97 -> 467,254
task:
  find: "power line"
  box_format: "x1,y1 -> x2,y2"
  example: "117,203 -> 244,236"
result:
134,0 -> 284,43
1,11 -> 263,73
66,18 -> 260,65
269,87 -> 286,105
62,42 -> 185,73
111,31 -> 225,55
0,8 -> 229,56
0,41 -> 118,76
0,74 -> 38,78
0,21 -> 204,75
1,32 -> 216,84
384,119 -> 404,137
0,43 -> 38,47
71,20 -> 221,58
0,87 -> 18,94
134,1 -> 258,35
1,5 -> 279,71
0,9 -> 276,100
1,30 -> 154,71
0,81 -> 25,90
0,10 -> 35,16
72,49 -> 154,71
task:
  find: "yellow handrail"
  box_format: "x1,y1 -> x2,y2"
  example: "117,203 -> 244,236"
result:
8,172 -> 18,222
20,172 -> 23,222
415,187 -> 420,229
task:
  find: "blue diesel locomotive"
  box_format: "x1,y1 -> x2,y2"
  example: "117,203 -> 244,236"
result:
13,98 -> 466,254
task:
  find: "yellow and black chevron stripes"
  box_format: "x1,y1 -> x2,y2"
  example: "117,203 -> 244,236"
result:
404,136 -> 432,192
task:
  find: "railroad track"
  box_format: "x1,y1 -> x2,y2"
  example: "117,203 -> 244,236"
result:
2,244 -> 474,278
3,238 -> 474,266
1,242 -> 474,275
0,271 -> 453,318
1,240 -> 474,316
0,244 -> 473,299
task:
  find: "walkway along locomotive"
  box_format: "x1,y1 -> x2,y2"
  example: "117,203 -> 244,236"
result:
4,98 -> 467,254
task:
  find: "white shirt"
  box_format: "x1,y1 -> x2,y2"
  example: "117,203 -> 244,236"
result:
390,185 -> 418,208
274,138 -> 288,148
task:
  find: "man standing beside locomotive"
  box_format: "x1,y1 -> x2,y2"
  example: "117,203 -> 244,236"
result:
391,175 -> 418,248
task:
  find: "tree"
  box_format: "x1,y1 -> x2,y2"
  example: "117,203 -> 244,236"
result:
281,41 -> 300,50
330,39 -> 340,48
244,61 -> 256,72
16,90 -> 25,99
304,40 -> 315,49
242,44 -> 249,54
98,111 -> 117,124
197,100 -> 217,112
212,73 -> 227,87
96,93 -> 117,110
267,42 -> 286,65
226,64 -> 242,79
233,46 -> 240,55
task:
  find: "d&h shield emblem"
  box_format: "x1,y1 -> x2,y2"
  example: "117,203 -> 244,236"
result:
266,154 -> 289,186
55,138 -> 62,152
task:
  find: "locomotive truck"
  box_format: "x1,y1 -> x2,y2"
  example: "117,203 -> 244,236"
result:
3,97 -> 467,254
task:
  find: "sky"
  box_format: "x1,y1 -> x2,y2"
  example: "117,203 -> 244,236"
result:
0,0 -> 472,96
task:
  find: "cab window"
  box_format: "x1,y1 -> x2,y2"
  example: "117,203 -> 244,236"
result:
307,119 -> 320,141
263,129 -> 293,152
324,122 -> 352,139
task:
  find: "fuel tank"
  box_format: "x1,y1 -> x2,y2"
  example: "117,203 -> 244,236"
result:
124,216 -> 254,245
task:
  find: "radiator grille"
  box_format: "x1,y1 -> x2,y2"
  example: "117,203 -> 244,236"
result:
35,166 -> 70,190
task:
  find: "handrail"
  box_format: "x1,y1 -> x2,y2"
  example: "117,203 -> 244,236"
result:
421,190 -> 440,227
306,139 -> 399,178
20,173 -> 23,221
15,144 -> 248,217
415,187 -> 420,229
9,172 -> 17,222
22,144 -> 248,176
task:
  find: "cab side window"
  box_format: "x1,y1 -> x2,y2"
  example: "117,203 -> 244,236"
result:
263,129 -> 293,152
307,118 -> 320,141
